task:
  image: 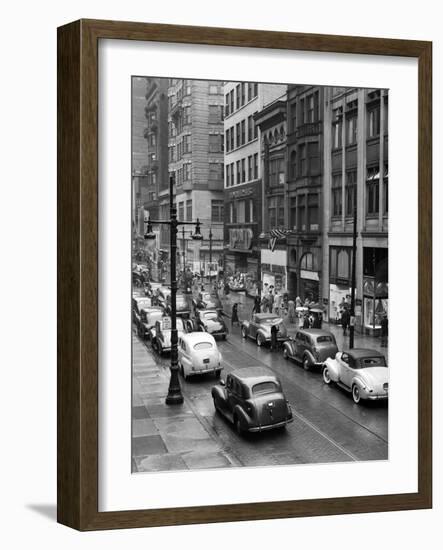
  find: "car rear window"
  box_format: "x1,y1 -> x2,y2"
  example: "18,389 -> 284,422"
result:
252,381 -> 280,395
361,356 -> 387,368
203,311 -> 218,320
193,342 -> 213,350
317,335 -> 333,343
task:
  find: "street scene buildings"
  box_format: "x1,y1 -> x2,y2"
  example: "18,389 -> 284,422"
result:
131,78 -> 389,472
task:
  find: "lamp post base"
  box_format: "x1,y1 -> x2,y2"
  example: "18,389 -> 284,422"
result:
165,391 -> 184,405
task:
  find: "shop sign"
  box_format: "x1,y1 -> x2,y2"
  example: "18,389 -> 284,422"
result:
229,187 -> 254,199
300,269 -> 319,281
229,228 -> 253,250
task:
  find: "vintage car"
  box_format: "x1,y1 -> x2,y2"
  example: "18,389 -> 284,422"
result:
178,332 -> 223,380
150,316 -> 185,355
211,366 -> 293,435
164,292 -> 191,318
282,329 -> 338,370
322,348 -> 389,404
132,296 -> 152,326
192,291 -> 222,312
241,313 -> 288,347
186,309 -> 228,339
136,306 -> 164,340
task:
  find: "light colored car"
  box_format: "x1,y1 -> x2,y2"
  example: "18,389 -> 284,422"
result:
149,316 -> 185,355
322,349 -> 389,404
136,306 -> 164,340
178,332 -> 223,380
241,313 -> 288,347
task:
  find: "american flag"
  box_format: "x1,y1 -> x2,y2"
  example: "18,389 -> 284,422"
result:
268,228 -> 291,251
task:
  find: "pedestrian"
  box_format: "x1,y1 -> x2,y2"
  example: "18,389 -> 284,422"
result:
313,313 -> 322,329
273,291 -> 282,316
261,295 -> 269,313
231,303 -> 240,327
380,313 -> 388,347
287,300 -> 296,323
303,313 -> 310,329
252,295 -> 261,315
268,289 -> 275,313
295,296 -> 302,309
224,280 -> 230,295
270,323 -> 279,351
341,307 -> 350,335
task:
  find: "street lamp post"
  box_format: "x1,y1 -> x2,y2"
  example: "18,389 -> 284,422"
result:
144,175 -> 203,405
209,227 -> 213,282
349,198 -> 357,349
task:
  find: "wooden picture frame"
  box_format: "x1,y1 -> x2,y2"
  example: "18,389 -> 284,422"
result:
57,19 -> 432,530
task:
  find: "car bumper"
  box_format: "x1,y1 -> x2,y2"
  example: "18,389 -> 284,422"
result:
188,366 -> 223,376
248,416 -> 293,432
364,392 -> 388,400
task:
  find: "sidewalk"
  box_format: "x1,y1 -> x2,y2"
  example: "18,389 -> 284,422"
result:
132,334 -> 241,472
218,290 -> 387,355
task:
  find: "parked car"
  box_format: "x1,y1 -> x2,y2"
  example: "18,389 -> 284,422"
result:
178,332 -> 223,380
282,329 -> 338,371
211,366 -> 293,435
192,291 -> 222,312
136,306 -> 164,340
187,309 -> 228,339
132,296 -> 152,326
150,316 -> 185,355
322,348 -> 389,404
164,292 -> 191,318
241,313 -> 288,347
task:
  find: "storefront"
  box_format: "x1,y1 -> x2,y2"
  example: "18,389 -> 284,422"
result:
260,248 -> 288,294
363,278 -> 389,334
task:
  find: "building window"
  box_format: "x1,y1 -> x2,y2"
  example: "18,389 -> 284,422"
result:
183,106 -> 191,125
230,202 -> 237,223
268,196 -> 284,229
332,174 -> 342,217
306,94 -> 315,123
299,144 -> 306,176
241,159 -> 246,182
184,81 -> 192,96
178,202 -> 184,221
247,155 -> 253,180
308,193 -> 319,230
225,93 -> 230,117
290,150 -> 297,179
366,167 -> 380,215
290,103 -> 297,133
300,252 -> 316,271
241,82 -> 246,106
229,90 -> 234,114
211,200 -> 224,222
290,197 -> 297,229
253,153 -> 258,179
230,163 -> 234,186
226,164 -> 230,187
253,113 -> 258,139
225,129 -> 230,152
241,119 -> 246,145
253,83 -> 258,97
269,158 -> 285,186
183,134 -> 191,154
248,115 -> 253,141
183,163 -> 191,181
297,196 -> 305,231
236,84 -> 241,110
236,160 -> 241,184
345,171 -> 356,216
346,114 -> 357,145
236,123 -> 240,148
209,163 -> 222,181
209,134 -> 221,153
169,145 -> 175,162
308,142 -> 320,174
332,109 -> 342,148
367,104 -> 381,138
186,199 -> 192,220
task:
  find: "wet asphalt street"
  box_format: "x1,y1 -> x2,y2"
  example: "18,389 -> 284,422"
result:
141,324 -> 388,468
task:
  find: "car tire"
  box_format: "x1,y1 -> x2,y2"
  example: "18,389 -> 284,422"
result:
256,334 -> 264,347
352,384 -> 361,404
303,356 -> 311,371
283,347 -> 289,360
322,366 -> 332,384
234,416 -> 243,436
180,365 -> 187,381
241,326 -> 247,339
213,397 -> 220,413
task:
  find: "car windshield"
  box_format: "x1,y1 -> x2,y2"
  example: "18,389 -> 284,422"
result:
203,311 -> 218,320
317,335 -> 334,343
360,356 -> 387,368
193,341 -> 213,350
251,381 -> 280,395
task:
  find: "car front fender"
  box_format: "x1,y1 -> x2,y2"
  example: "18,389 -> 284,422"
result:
323,357 -> 340,382
211,385 -> 226,402
241,320 -> 250,330
257,329 -> 270,340
283,340 -> 295,355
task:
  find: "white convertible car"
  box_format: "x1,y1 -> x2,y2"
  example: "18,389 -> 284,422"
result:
322,348 -> 388,404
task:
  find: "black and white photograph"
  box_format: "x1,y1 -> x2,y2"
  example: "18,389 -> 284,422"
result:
131,78 -> 389,473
